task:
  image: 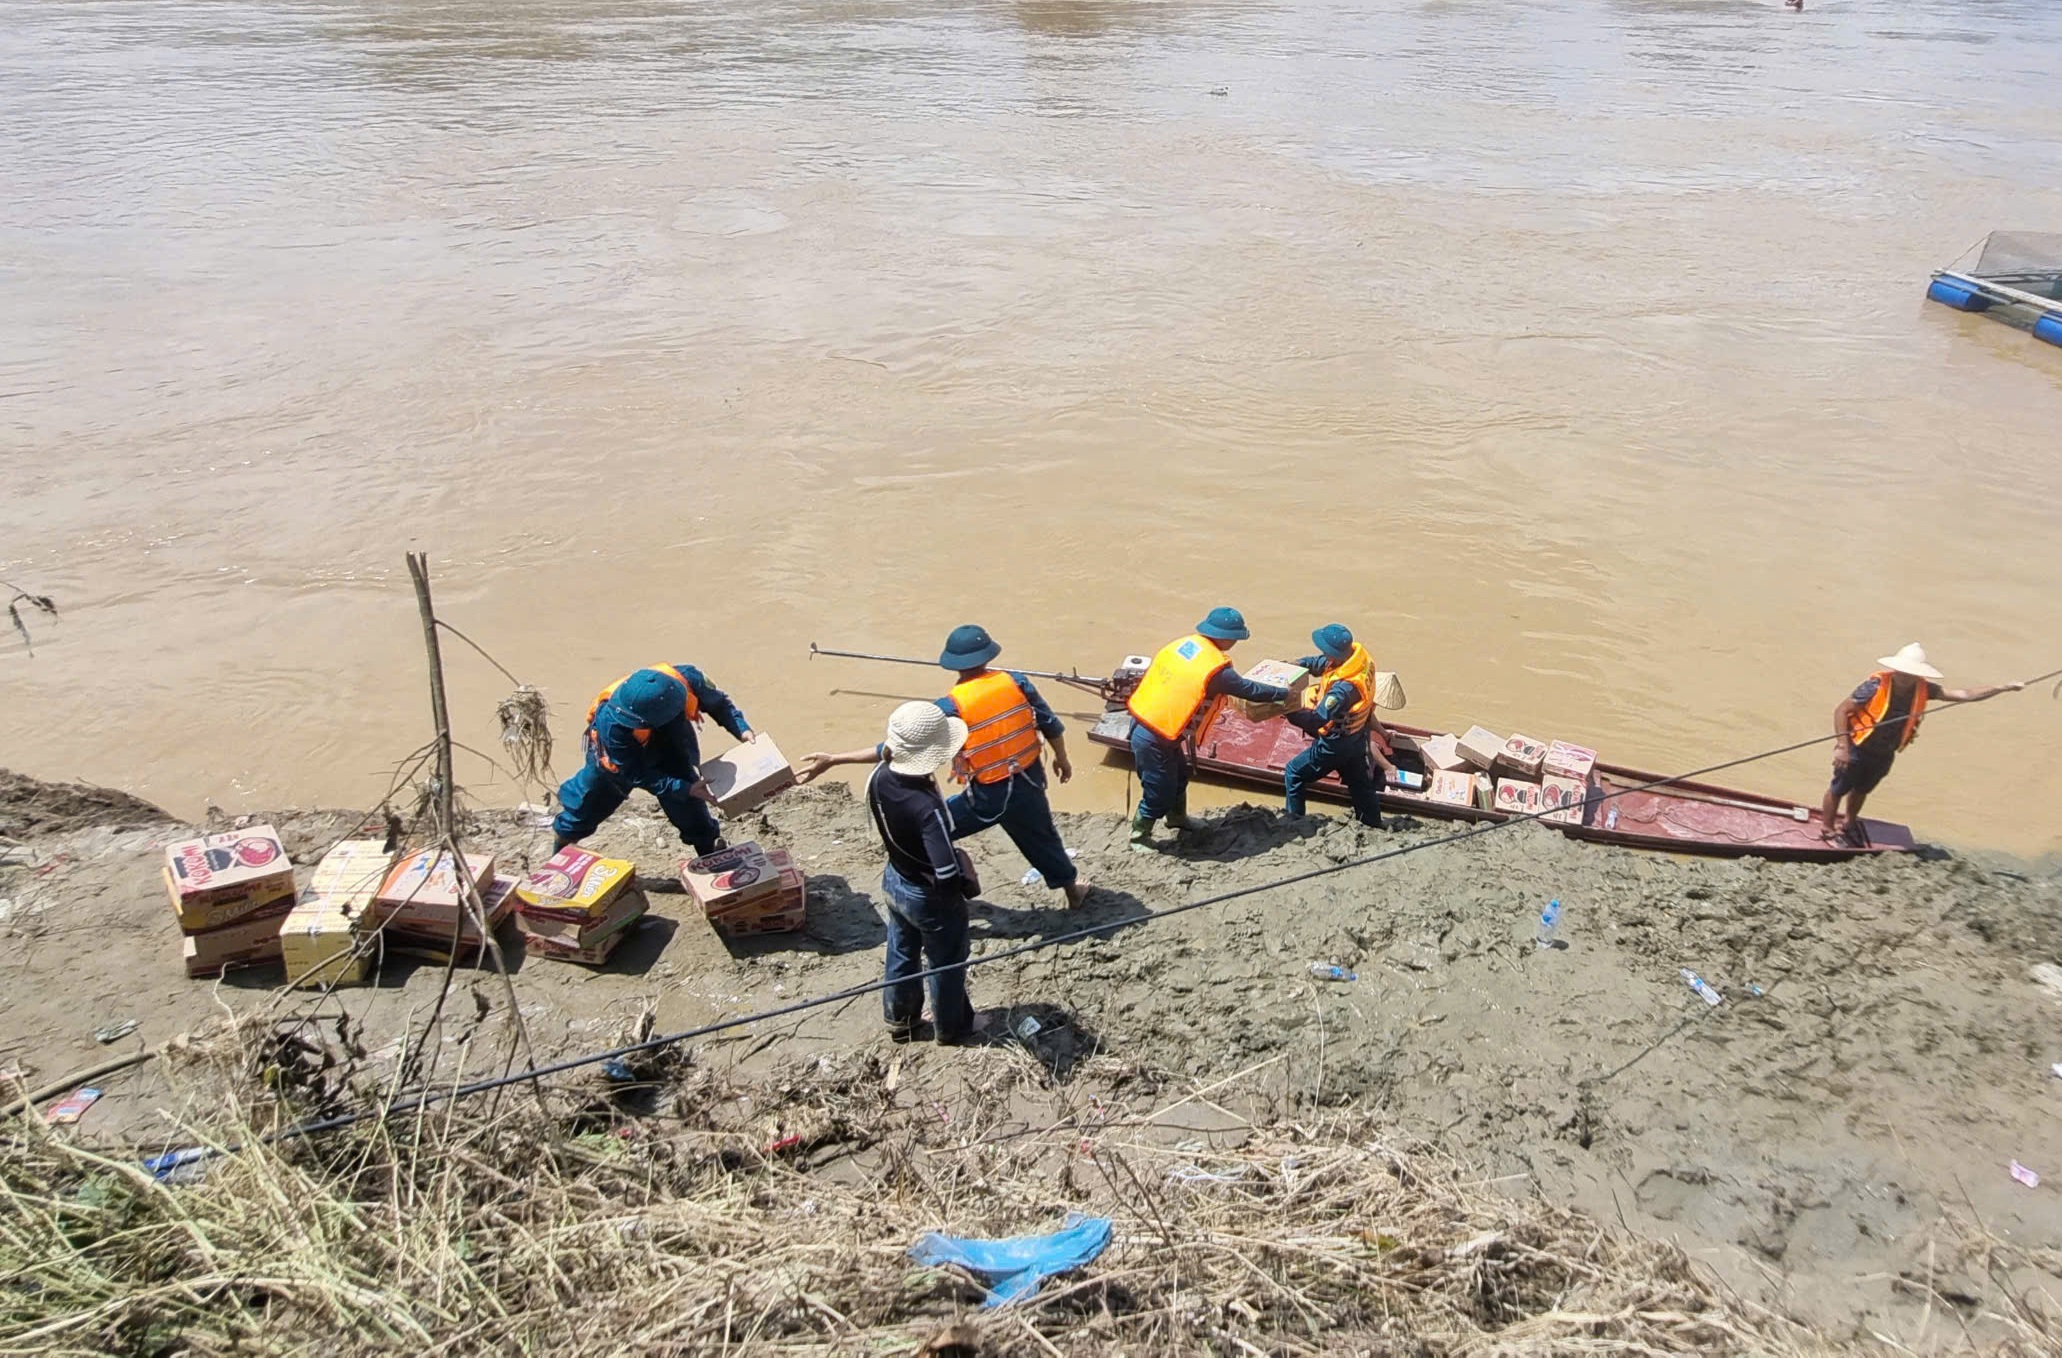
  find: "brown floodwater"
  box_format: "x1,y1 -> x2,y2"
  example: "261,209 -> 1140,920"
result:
4,0 -> 2060,856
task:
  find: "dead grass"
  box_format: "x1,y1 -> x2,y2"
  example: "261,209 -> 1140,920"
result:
1,1021 -> 2053,1358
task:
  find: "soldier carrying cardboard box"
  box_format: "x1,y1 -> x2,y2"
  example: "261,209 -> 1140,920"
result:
1283,624 -> 1394,829
796,625 -> 1095,909
553,662 -> 758,856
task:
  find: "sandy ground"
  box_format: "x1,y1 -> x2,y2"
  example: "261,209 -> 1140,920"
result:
4,769 -> 2061,1344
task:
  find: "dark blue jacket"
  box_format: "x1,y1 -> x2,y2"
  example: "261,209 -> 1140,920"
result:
591,664 -> 750,797
1286,655 -> 1370,759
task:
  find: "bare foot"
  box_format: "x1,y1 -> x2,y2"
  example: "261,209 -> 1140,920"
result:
1820,815 -> 1845,842
1063,882 -> 1093,910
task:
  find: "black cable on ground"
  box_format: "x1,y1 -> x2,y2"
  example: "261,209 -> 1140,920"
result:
223,667 -> 2060,1155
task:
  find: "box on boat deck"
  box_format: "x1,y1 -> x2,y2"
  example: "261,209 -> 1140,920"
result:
516,847 -> 636,923
1544,741 -> 1598,782
700,736 -> 795,816
1418,733 -> 1473,773
1235,661 -> 1311,722
1493,778 -> 1543,817
1428,769 -> 1476,808
164,825 -> 297,933
182,911 -> 287,977
1539,774 -> 1594,827
1455,727 -> 1505,771
1496,734 -> 1548,780
1386,768 -> 1426,793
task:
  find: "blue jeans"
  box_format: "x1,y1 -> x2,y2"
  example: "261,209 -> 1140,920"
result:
1285,737 -> 1385,826
1130,722 -> 1190,823
553,758 -> 722,854
881,862 -> 974,1041
946,761 -> 1077,889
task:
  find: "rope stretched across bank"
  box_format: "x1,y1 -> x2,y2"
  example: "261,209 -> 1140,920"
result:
202,666 -> 2062,1154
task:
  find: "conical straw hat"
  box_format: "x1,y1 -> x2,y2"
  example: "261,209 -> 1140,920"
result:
1373,671 -> 1407,711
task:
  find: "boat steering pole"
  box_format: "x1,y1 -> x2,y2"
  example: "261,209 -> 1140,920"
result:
809,642 -> 1114,699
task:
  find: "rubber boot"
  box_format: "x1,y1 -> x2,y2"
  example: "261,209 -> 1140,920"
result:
1163,799 -> 1200,832
551,832 -> 578,853
1128,814 -> 1156,853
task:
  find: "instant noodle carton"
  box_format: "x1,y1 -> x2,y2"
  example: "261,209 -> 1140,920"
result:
1493,778 -> 1543,816
700,736 -> 796,816
371,870 -> 517,954
1539,774 -> 1594,827
1418,733 -> 1473,773
1544,740 -> 1598,782
1235,661 -> 1310,721
1496,733 -> 1548,780
164,825 -> 296,932
1427,768 -> 1476,808
519,890 -> 649,965
706,862 -> 806,938
182,911 -> 287,977
307,839 -> 393,906
368,850 -> 497,931
279,900 -> 366,988
516,847 -> 636,922
681,842 -> 807,937
1455,726 -> 1505,771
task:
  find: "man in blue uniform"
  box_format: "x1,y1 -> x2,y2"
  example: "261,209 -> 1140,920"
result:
1284,623 -> 1395,828
552,662 -> 756,855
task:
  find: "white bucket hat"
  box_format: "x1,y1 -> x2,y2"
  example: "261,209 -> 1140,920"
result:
884,700 -> 968,777
1877,642 -> 1944,681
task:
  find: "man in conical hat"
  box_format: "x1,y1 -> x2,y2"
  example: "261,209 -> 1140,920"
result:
1821,643 -> 2021,844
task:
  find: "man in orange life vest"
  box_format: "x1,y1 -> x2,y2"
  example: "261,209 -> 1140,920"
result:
1127,607 -> 1295,852
1284,624 -> 1395,828
1820,642 -> 2020,844
795,625 -> 1094,908
552,663 -> 757,856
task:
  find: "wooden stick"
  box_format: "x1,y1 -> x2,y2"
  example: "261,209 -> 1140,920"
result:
1,1050 -> 156,1119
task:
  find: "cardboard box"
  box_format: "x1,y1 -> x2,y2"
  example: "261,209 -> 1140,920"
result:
1386,768 -> 1427,793
520,890 -> 650,964
1493,778 -> 1543,817
680,841 -> 789,912
371,850 -> 496,919
1418,733 -> 1473,773
700,736 -> 795,816
707,866 -> 807,938
1427,768 -> 1476,807
1544,741 -> 1598,782
518,885 -> 648,946
1539,774 -> 1594,827
1474,773 -> 1496,810
516,847 -> 637,923
1236,660 -> 1311,721
182,911 -> 286,977
308,839 -> 393,906
1455,726 -> 1505,771
279,900 -> 367,988
369,870 -> 517,945
164,825 -> 297,933
1496,733 -> 1548,780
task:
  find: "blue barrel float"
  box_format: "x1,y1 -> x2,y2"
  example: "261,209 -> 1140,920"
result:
1926,276 -> 1991,312
2036,314 -> 2062,348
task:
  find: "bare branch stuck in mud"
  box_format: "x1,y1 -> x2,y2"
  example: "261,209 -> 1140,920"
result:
3,580 -> 58,657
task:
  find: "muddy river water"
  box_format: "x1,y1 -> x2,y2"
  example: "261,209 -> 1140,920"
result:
3,0 -> 2060,855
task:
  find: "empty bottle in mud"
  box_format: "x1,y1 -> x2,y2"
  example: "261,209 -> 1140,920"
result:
1535,898 -> 1561,950
1308,963 -> 1356,982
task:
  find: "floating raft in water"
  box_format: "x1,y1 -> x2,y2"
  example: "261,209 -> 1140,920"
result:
1087,705 -> 1914,864
1927,231 -> 2062,348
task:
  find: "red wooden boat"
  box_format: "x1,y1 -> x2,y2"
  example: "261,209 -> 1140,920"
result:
1087,702 -> 1914,862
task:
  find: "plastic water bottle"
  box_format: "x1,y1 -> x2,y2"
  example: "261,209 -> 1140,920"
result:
1680,969 -> 1723,1007
1308,963 -> 1356,982
1604,806 -> 1620,831
1535,899 -> 1562,950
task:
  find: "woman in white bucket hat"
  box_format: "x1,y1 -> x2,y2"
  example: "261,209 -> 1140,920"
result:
861,701 -> 980,1044
1820,643 -> 2022,845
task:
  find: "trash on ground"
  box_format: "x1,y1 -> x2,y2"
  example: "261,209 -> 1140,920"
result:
1309,963 -> 1356,982
1167,1164 -> 1249,1185
92,1018 -> 138,1044
909,1212 -> 1114,1307
1534,899 -> 1561,950
1013,1015 -> 1043,1040
45,1087 -> 101,1125
1680,969 -> 1723,1007
142,1146 -> 215,1184
2010,1160 -> 2042,1189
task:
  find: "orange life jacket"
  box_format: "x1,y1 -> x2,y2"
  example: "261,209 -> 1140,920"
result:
949,670 -> 1043,785
586,664 -> 702,772
1301,642 -> 1375,738
1848,670 -> 1927,751
1128,634 -> 1230,742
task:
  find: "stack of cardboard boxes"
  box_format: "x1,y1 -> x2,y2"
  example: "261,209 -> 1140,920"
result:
165,825 -> 299,977
515,847 -> 647,966
365,849 -> 516,964
279,838 -> 391,988
1403,725 -> 1601,825
680,841 -> 806,937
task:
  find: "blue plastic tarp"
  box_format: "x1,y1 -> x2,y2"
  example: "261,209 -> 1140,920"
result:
908,1211 -> 1113,1307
